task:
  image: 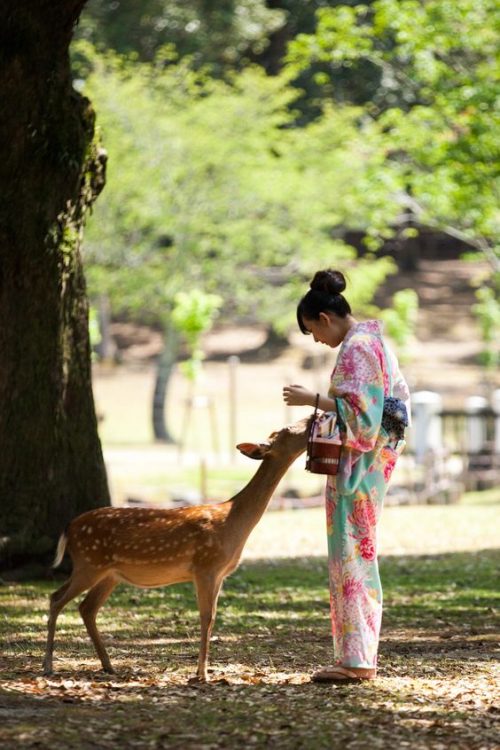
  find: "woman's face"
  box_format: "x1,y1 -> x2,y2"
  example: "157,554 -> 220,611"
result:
302,312 -> 346,348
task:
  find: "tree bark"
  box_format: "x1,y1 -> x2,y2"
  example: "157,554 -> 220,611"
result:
0,1 -> 111,568
152,325 -> 179,443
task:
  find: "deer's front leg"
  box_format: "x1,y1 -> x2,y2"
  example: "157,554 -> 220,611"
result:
194,571 -> 224,681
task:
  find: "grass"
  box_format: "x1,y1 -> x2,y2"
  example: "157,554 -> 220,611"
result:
1,491 -> 499,749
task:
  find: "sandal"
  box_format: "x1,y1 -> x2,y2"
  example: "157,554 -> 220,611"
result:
311,666 -> 376,684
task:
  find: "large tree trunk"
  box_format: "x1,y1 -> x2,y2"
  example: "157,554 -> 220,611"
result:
0,1 -> 111,568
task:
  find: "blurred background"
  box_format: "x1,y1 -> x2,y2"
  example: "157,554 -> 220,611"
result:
73,0 -> 499,509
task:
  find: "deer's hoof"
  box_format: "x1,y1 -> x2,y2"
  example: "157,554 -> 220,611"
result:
189,674 -> 207,685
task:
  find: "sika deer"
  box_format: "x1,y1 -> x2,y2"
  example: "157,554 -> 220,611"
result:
43,417 -> 309,680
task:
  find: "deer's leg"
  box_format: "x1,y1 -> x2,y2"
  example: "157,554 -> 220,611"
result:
78,575 -> 118,673
43,571 -> 98,675
194,571 -> 224,681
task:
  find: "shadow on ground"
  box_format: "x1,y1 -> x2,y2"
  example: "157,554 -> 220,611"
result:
0,549 -> 498,749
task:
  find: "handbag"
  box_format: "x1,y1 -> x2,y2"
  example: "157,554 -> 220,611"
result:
382,396 -> 408,441
305,395 -> 342,475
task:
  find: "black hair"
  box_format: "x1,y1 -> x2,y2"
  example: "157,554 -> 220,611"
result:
297,269 -> 351,334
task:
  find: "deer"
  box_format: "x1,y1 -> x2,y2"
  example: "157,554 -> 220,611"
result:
42,416 -> 310,681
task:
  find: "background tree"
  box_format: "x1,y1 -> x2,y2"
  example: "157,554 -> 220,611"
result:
381,289 -> 419,364
472,286 -> 500,374
76,1 -> 383,123
0,1 -> 110,568
76,0 -> 285,70
78,47 -> 398,440
287,0 -> 500,268
171,290 -> 223,384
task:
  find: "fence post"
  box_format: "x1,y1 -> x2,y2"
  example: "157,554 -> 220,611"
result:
228,355 -> 239,463
410,390 -> 443,463
465,395 -> 488,453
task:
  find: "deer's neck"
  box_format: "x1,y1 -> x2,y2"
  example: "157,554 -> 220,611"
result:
226,454 -> 295,537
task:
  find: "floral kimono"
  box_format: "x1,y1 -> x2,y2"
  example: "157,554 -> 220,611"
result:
325,320 -> 409,668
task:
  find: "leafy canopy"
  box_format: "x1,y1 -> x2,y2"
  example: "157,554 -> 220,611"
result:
78,43 -> 399,333
287,0 -> 500,263
76,0 -> 285,69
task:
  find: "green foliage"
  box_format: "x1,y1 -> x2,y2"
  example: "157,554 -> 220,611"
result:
77,44 -> 399,336
88,306 -> 101,355
381,288 -> 419,362
171,289 -> 222,381
171,290 -> 223,348
76,0 -> 285,70
77,1 -> 383,123
472,286 -> 500,369
287,0 -> 500,261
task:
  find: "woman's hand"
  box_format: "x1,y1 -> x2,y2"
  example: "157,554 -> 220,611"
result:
283,384 -> 316,407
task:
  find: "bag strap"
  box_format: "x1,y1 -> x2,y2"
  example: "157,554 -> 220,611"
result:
308,394 -> 320,438
313,393 -> 320,415
306,394 -> 321,459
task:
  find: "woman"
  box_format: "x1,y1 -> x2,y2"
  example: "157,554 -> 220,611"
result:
283,269 -> 410,683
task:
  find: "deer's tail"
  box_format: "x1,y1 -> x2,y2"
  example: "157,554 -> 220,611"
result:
52,531 -> 68,569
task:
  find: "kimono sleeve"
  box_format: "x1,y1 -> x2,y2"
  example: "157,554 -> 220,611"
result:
330,339 -> 385,453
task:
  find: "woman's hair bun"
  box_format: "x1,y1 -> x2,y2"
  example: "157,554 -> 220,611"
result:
310,269 -> 346,296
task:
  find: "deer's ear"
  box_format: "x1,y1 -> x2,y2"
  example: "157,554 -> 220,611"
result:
236,441 -> 271,460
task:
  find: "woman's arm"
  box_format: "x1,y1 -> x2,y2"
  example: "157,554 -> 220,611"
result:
283,384 -> 336,412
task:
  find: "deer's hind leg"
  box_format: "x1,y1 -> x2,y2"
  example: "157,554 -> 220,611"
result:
78,575 -> 118,673
43,568 -> 103,675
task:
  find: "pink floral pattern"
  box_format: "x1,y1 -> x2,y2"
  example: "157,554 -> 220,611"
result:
359,537 -> 376,561
324,320 -> 408,668
349,497 -> 378,530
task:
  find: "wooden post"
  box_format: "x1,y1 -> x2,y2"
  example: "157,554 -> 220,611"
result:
228,356 -> 239,463
199,457 -> 208,501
